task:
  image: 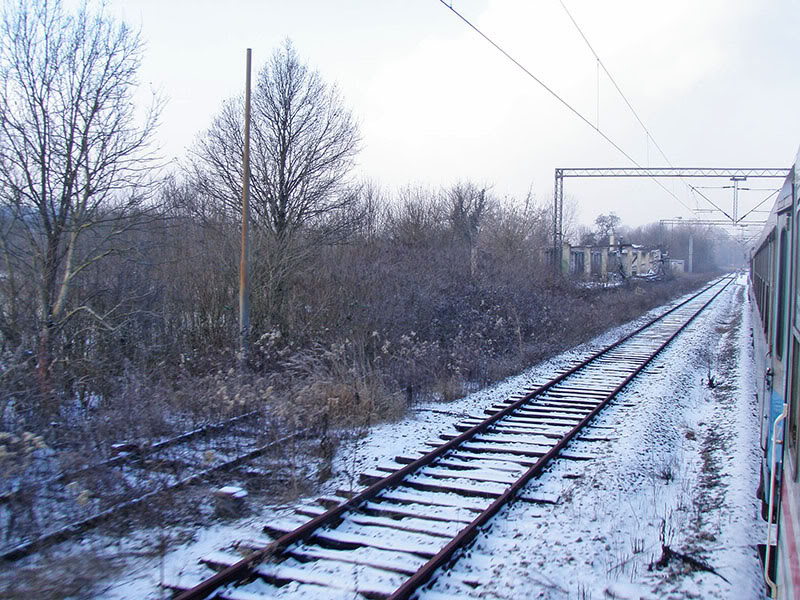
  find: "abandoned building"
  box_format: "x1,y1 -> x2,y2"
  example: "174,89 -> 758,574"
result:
544,237 -> 684,279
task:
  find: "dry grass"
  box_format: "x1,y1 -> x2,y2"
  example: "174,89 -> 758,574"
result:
0,553 -> 122,600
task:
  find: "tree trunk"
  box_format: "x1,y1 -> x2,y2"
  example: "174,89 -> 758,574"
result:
37,320 -> 53,409
470,244 -> 478,279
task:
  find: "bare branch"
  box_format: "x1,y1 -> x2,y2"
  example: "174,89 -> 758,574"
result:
0,0 -> 161,387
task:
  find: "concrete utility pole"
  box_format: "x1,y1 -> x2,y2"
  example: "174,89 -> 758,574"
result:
239,48 -> 252,361
688,233 -> 694,273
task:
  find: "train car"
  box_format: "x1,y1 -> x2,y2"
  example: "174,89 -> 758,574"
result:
751,147 -> 800,598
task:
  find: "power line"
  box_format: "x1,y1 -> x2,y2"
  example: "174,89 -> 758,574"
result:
556,0 -> 776,226
435,0 -> 696,216
557,0 -> 674,168
435,0 -> 636,165
688,186 -> 733,221
690,185 -> 780,223
738,189 -> 780,222
556,0 -> 722,218
692,185 -> 780,191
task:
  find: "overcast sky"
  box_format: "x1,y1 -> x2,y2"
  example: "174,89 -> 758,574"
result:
104,0 -> 799,229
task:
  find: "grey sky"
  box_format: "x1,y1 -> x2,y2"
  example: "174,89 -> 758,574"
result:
105,0 -> 798,228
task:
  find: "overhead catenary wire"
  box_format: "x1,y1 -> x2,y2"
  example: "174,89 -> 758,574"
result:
738,189 -> 780,222
689,186 -> 733,221
435,0 -> 635,164
557,0 -> 675,168
689,186 -> 781,225
435,0 -> 696,216
692,185 -> 780,192
557,0 -> 710,215
557,0 -> 777,228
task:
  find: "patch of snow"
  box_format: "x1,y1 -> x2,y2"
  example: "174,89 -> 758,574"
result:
77,279 -> 763,599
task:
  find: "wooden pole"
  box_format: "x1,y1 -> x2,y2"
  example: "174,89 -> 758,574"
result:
239,48 -> 252,361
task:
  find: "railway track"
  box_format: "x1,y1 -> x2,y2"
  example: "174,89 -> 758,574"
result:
0,411 -> 297,561
0,410 -> 260,506
168,276 -> 734,600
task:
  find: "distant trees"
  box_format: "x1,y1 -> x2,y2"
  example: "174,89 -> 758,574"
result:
620,220 -> 730,272
190,40 -> 361,331
665,224 -> 717,272
447,182 -> 490,278
0,0 -> 160,401
579,212 -> 621,246
595,213 -> 621,242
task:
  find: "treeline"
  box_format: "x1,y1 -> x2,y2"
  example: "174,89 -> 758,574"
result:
0,1 -> 717,448
577,212 -> 746,272
621,221 -> 744,272
0,174 -> 554,419
1,173 -> 713,439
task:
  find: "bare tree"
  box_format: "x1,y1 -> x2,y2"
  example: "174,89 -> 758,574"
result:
0,0 -> 160,401
447,182 -> 490,278
385,185 -> 445,248
594,213 -> 621,244
483,189 -> 549,260
346,180 -> 386,245
190,39 -> 361,329
191,40 -> 361,235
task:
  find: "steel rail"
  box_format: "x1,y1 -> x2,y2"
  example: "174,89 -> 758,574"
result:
388,276 -> 733,599
1,428 -> 307,562
0,410 -> 260,505
174,276 -> 732,600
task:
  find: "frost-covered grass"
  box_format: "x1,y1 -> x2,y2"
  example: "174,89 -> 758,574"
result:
93,279 -> 755,597
2,275 -> 747,599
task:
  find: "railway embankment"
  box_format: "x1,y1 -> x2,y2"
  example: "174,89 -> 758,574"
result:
54,275 -> 763,600
425,274 -> 762,599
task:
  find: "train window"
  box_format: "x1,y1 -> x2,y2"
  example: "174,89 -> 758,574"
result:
796,206 -> 800,330
792,339 -> 800,479
777,229 -> 788,360
765,243 -> 772,334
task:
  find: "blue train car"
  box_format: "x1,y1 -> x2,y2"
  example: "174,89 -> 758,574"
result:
751,147 -> 800,598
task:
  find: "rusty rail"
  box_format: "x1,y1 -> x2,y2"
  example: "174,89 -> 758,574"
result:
174,276 -> 733,600
0,410 -> 259,506
388,276 -> 733,599
1,427 -> 306,562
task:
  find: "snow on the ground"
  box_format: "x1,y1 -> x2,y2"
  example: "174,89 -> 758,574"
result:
66,276 -> 763,599
423,275 -> 762,600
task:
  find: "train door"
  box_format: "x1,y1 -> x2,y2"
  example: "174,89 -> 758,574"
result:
775,176 -> 800,599
764,220 -> 790,520
764,174 -> 798,598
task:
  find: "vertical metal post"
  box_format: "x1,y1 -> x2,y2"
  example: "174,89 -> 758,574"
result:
239,48 -> 252,361
688,232 -> 694,274
553,169 -> 563,273
731,175 -> 746,224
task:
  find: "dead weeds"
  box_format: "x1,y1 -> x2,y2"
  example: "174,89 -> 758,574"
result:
0,552 -> 123,600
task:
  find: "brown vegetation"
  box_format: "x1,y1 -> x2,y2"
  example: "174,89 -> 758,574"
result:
0,1 -> 723,549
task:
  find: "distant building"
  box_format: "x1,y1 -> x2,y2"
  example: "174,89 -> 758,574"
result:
543,238 -> 668,280
665,258 -> 685,274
